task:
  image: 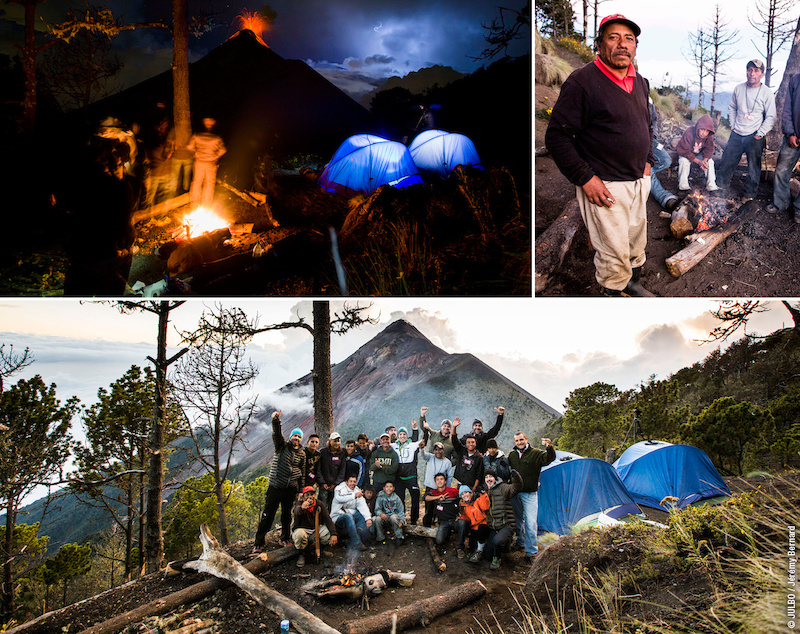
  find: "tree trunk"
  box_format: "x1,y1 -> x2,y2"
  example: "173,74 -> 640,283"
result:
172,0 -> 191,163
312,301 -> 334,444
2,500 -> 15,622
341,580 -> 487,634
534,198 -> 583,293
20,0 -> 37,134
145,304 -> 169,574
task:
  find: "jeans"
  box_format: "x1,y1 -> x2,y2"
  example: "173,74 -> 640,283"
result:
773,138 -> 800,213
468,524 -> 489,550
335,511 -> 371,549
512,491 -> 539,556
649,141 -> 675,207
716,131 -> 764,195
435,518 -> 458,545
455,518 -> 469,550
373,513 -> 403,540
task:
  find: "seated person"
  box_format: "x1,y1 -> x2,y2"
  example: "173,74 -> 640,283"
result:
291,486 -> 338,567
676,114 -> 718,192
330,475 -> 373,552
484,469 -> 523,570
424,473 -> 459,549
455,485 -> 490,561
373,480 -> 405,543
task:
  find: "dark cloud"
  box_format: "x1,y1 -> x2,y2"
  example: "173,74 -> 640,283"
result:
365,54 -> 394,65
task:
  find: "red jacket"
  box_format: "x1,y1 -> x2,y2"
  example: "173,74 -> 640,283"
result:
459,492 -> 490,528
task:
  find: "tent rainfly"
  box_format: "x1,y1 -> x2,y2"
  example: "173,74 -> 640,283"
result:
319,134 -> 423,196
613,440 -> 731,510
538,450 -> 643,535
408,129 -> 483,177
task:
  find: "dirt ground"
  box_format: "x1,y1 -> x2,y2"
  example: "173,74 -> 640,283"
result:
11,472 -> 799,634
535,83 -> 800,298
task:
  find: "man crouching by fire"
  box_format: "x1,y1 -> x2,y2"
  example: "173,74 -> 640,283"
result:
292,486 -> 338,568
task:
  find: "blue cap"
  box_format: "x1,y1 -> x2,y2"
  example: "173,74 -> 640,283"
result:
289,427 -> 303,440
459,485 -> 471,496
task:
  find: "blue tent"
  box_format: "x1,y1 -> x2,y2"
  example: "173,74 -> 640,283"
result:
538,451 -> 643,535
408,129 -> 482,177
319,134 -> 422,195
613,441 -> 731,510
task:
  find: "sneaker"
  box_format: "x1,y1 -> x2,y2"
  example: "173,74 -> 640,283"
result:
457,549 -> 466,559
296,554 -> 305,568
678,183 -> 690,191
664,197 -> 679,211
490,556 -> 501,570
706,183 -> 719,192
468,551 -> 481,564
765,203 -> 780,214
740,194 -> 754,203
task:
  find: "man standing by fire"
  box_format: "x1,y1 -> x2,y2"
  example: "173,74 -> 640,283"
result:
187,116 -> 226,208
716,60 -> 776,203
545,14 -> 655,297
766,68 -> 800,220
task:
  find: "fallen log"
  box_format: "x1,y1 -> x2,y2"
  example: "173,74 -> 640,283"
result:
133,192 -> 192,223
665,200 -> 759,278
7,545 -> 296,634
217,180 -> 279,227
669,202 -> 693,239
340,580 -> 487,634
401,524 -> 437,539
184,525 -> 341,634
427,537 -> 446,573
534,198 -> 582,294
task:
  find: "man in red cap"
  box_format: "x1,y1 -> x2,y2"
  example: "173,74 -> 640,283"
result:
292,485 -> 338,567
545,14 -> 655,297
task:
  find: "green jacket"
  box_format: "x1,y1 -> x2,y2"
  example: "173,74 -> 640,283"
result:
508,443 -> 555,493
370,446 -> 399,488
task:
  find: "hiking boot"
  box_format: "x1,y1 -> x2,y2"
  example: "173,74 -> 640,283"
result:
296,554 -> 305,568
740,194 -> 754,203
468,551 -> 482,564
765,203 -> 780,214
357,542 -> 368,552
489,556 -> 501,570
622,267 -> 655,297
457,548 -> 466,559
664,197 -> 679,211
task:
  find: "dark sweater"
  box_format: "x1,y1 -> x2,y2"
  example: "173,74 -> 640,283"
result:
315,446 -> 347,488
783,72 -> 800,138
545,62 -> 654,186
291,499 -> 337,536
451,434 -> 484,490
508,443 -> 556,493
268,417 -> 306,490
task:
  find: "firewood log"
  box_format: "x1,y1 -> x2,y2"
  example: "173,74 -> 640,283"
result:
340,580 -> 487,634
665,200 -> 758,278
534,199 -> 583,293
427,537 -> 446,573
669,203 -> 693,239
184,525 -> 341,634
400,524 -> 437,539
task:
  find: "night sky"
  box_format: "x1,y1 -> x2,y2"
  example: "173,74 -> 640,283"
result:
0,1 -> 530,99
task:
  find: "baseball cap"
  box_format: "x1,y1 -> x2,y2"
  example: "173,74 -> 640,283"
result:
747,59 -> 765,70
433,441 -> 445,449
598,14 -> 641,37
329,432 -> 341,440
380,432 -> 390,439
302,486 -> 315,495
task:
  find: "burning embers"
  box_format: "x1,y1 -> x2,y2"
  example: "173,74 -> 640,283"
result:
303,566 -> 415,607
683,191 -> 737,232
181,206 -> 230,239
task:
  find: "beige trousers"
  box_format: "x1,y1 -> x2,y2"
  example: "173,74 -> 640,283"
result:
575,176 -> 650,291
292,525 -> 332,550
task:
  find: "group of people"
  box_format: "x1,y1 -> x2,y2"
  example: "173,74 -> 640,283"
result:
253,408 -> 555,571
545,13 -> 795,297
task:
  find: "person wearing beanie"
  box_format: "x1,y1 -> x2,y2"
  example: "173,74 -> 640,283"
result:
676,114 -> 718,192
254,411 -> 306,551
459,406 -> 506,453
483,438 -> 511,483
454,484 -> 490,559
419,406 -> 456,460
483,468 -> 523,570
392,419 -> 421,524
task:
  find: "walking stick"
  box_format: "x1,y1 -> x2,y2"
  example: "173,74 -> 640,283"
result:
314,506 -> 321,563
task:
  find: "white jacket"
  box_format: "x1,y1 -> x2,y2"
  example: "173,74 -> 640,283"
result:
330,481 -> 370,521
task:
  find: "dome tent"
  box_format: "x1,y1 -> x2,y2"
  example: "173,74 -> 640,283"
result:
613,440 -> 731,510
538,451 -> 643,535
408,129 -> 483,177
319,134 -> 422,196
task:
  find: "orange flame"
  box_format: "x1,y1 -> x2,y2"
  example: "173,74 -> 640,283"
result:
182,206 -> 229,238
234,10 -> 269,46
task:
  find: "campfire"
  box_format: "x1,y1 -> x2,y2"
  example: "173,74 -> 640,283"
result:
684,192 -> 737,232
303,566 -> 415,608
180,206 -> 230,239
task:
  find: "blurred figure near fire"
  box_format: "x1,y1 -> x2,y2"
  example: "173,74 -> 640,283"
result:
168,126 -> 194,197
676,114 -> 719,193
188,117 -> 226,208
715,59 -> 776,203
545,14 -> 655,297
143,117 -> 174,209
63,135 -> 141,295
